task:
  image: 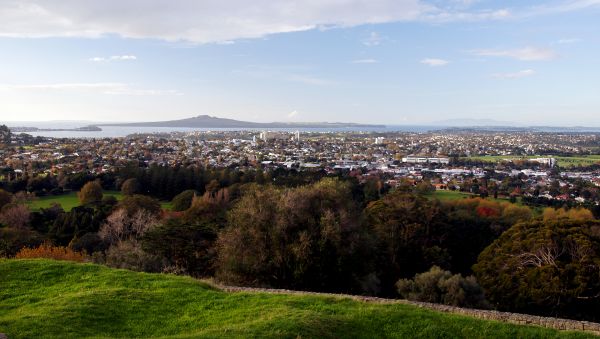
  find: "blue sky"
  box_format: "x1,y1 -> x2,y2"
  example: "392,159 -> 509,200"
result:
0,0 -> 599,125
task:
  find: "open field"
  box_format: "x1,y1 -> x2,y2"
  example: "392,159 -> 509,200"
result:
27,191 -> 172,211
0,259 -> 594,339
431,190 -> 520,204
463,155 -> 600,167
432,190 -> 478,201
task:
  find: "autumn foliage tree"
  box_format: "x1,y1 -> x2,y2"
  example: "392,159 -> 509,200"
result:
473,219 -> 600,321
216,179 -> 373,294
78,180 -> 103,205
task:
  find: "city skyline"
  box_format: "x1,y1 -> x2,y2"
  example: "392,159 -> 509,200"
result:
1,0 -> 599,125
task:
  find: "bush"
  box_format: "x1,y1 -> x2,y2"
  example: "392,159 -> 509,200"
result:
171,190 -> 197,212
102,240 -> 163,272
121,178 -> 141,196
0,203 -> 31,229
0,227 -> 43,257
15,243 -> 86,262
473,219 -> 600,321
78,180 -> 103,205
216,179 -> 373,294
396,266 -> 489,309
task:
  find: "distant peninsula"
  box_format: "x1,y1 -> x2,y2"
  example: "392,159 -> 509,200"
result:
9,125 -> 102,133
99,115 -> 385,129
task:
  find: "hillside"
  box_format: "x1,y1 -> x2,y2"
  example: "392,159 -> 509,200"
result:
0,260 -> 594,338
100,114 -> 385,128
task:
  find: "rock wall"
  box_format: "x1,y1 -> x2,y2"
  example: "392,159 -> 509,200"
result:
217,284 -> 600,336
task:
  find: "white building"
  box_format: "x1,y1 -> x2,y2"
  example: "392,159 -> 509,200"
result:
402,155 -> 450,165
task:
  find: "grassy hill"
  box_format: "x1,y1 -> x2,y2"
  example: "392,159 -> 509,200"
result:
0,259 -> 594,339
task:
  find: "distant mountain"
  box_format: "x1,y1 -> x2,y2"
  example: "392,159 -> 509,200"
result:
431,118 -> 519,127
99,115 -> 385,128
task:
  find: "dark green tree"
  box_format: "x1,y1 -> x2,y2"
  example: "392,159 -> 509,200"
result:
473,219 -> 600,321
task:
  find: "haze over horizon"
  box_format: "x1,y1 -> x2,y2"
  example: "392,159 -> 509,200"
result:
1,0 -> 599,126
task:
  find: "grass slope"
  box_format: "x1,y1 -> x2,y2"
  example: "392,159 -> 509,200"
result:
0,260 -> 594,339
27,191 -> 172,211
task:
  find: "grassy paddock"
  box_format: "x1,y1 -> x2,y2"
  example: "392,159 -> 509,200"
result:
27,191 -> 172,211
0,259 -> 593,338
431,190 -> 518,204
463,155 -> 600,167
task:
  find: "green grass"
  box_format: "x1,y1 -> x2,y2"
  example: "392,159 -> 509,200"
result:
28,191 -> 172,211
430,190 -> 519,204
463,155 -> 600,167
432,190 -> 477,201
0,259 -> 594,339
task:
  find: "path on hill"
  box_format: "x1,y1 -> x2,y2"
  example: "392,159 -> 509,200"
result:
214,283 -> 600,336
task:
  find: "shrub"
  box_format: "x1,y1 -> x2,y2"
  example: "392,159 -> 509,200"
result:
171,190 -> 197,212
121,178 -> 141,196
473,219 -> 600,321
103,240 -> 163,272
78,180 -> 103,205
396,266 -> 489,309
15,243 -> 86,262
0,203 -> 31,229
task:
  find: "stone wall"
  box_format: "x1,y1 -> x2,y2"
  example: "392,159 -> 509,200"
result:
216,284 -> 600,336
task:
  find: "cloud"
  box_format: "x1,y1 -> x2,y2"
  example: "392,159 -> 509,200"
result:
287,74 -> 336,86
362,32 -> 384,46
491,69 -> 535,79
472,47 -> 556,61
110,55 -> 136,60
89,55 -> 137,62
0,0 -> 429,43
351,58 -> 378,64
420,58 -> 449,66
1,1 -> 598,44
288,110 -> 298,118
422,8 -> 511,22
0,82 -> 182,95
556,38 -> 581,44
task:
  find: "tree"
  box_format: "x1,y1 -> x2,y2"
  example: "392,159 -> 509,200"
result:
0,189 -> 12,210
78,180 -> 103,205
99,208 -> 159,244
142,218 -> 217,276
0,204 -> 31,230
121,178 -> 141,196
396,266 -> 489,309
473,219 -> 600,321
117,195 -> 161,216
171,190 -> 197,212
216,179 -> 373,294
365,191 -> 449,294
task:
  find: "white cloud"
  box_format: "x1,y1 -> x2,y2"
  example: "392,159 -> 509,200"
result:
287,74 -> 336,86
89,55 -> 137,62
473,47 -> 556,61
492,69 -> 535,79
351,58 -> 378,64
362,32 -> 384,46
0,0 -> 429,43
288,110 -> 298,118
420,58 -> 449,66
0,1 -> 597,44
0,82 -> 182,95
556,38 -> 581,44
110,55 -> 136,60
423,8 -> 511,22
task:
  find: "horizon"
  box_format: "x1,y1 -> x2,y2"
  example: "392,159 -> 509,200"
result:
3,115 -> 600,129
1,1 -> 599,125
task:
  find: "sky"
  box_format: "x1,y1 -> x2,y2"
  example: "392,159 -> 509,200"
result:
0,0 -> 599,126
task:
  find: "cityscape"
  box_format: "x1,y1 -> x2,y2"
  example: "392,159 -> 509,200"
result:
2,0 -> 600,338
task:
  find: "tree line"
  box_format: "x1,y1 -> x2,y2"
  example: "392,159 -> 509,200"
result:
1,173 -> 599,321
